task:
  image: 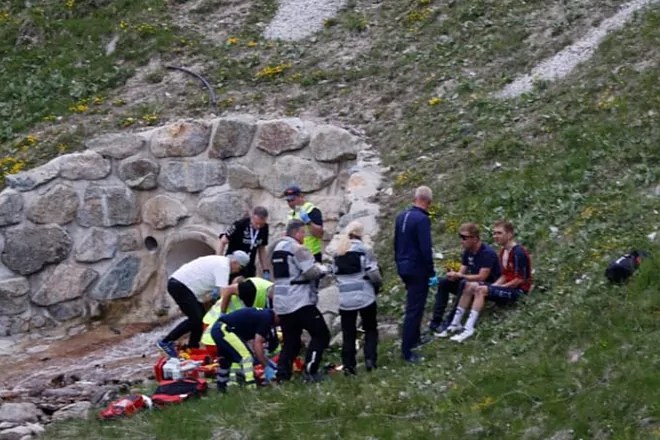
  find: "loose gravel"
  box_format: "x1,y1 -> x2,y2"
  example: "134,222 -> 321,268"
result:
496,0 -> 659,99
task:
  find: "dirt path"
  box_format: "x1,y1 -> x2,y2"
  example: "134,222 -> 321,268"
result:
0,322 -> 175,390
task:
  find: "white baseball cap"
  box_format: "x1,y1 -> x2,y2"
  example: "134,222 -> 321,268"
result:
230,250 -> 250,267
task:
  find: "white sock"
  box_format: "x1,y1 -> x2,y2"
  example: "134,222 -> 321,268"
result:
451,307 -> 465,326
464,309 -> 480,331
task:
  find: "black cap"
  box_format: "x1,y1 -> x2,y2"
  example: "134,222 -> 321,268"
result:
283,185 -> 302,201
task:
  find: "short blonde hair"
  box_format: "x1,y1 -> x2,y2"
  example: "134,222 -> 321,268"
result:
414,186 -> 432,202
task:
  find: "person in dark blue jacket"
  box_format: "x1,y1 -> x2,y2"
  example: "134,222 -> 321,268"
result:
394,186 -> 437,363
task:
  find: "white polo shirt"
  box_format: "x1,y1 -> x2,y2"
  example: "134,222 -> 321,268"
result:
172,255 -> 231,300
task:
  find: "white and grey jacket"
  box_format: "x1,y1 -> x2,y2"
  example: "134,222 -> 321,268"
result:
333,239 -> 382,311
271,236 -> 327,315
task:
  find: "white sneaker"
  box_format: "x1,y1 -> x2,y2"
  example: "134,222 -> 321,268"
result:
450,328 -> 475,343
437,324 -> 463,338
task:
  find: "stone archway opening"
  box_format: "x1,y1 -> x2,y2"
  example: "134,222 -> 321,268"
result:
164,239 -> 215,278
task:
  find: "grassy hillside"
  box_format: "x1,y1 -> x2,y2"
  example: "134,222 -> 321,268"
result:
2,0 -> 658,438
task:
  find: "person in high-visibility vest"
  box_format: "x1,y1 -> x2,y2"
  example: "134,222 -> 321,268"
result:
200,277 -> 273,348
210,307 -> 279,392
284,185 -> 324,263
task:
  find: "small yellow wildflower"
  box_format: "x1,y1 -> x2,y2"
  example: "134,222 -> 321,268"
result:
25,135 -> 38,145
69,103 -> 88,113
227,37 -> 239,45
92,96 -> 104,105
428,97 -> 442,106
0,10 -> 10,23
112,98 -> 126,106
57,143 -> 69,153
119,20 -> 129,30
141,113 -> 159,125
42,115 -> 56,122
0,157 -> 27,176
122,117 -> 136,127
65,0 -> 75,9
255,63 -> 292,79
246,41 -> 257,48
471,396 -> 495,411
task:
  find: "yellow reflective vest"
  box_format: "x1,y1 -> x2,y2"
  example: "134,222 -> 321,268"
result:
200,277 -> 273,346
287,201 -> 322,255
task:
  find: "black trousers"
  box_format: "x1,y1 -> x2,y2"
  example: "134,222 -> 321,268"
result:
431,278 -> 466,327
277,305 -> 330,380
340,301 -> 378,372
163,278 -> 206,348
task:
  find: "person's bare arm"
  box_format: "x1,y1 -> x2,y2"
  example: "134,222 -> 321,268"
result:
459,267 -> 492,282
217,235 -> 229,255
257,246 -> 271,273
253,334 -> 269,367
219,284 -> 239,313
308,222 -> 324,239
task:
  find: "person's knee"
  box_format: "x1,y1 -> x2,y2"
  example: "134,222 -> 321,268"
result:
477,286 -> 489,298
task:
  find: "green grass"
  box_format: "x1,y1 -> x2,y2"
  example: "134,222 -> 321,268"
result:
5,0 -> 660,438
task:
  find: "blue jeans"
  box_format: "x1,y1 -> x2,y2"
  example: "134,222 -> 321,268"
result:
400,274 -> 429,359
431,278 -> 466,327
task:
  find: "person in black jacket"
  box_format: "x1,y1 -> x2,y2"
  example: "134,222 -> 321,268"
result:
394,186 -> 437,363
217,206 -> 272,279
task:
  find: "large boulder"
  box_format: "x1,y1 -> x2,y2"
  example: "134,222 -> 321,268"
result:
0,190 -> 23,226
85,132 -> 147,159
25,183 -> 79,225
142,195 -> 189,229
1,224 -> 72,275
0,277 -> 30,316
309,125 -> 359,162
90,255 -> 143,300
31,263 -> 98,306
48,300 -> 85,321
74,227 -> 118,263
158,160 -> 226,193
226,163 -> 260,189
254,118 -> 310,156
4,161 -> 59,191
0,402 -> 39,424
76,183 -> 139,227
118,156 -> 160,190
259,156 -> 336,196
150,121 -> 211,158
209,115 -> 257,159
197,188 -> 250,224
58,150 -> 111,180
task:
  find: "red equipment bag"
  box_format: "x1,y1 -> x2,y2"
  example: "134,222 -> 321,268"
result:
98,394 -> 148,420
151,378 -> 208,407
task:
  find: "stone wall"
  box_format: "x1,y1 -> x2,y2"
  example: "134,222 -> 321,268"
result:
0,116 -> 382,336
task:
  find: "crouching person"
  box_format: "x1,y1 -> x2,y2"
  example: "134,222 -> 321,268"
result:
271,219 -> 331,383
333,221 -> 382,375
211,307 -> 279,393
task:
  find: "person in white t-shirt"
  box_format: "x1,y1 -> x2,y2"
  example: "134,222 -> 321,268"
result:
157,251 -> 250,358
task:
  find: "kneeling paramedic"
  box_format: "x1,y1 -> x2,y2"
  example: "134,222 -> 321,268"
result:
210,307 -> 279,392
271,219 -> 331,382
200,277 -> 274,350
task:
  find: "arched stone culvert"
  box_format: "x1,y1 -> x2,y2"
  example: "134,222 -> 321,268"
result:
0,116 -> 383,337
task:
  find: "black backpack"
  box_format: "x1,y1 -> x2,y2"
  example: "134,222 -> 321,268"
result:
605,250 -> 648,284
